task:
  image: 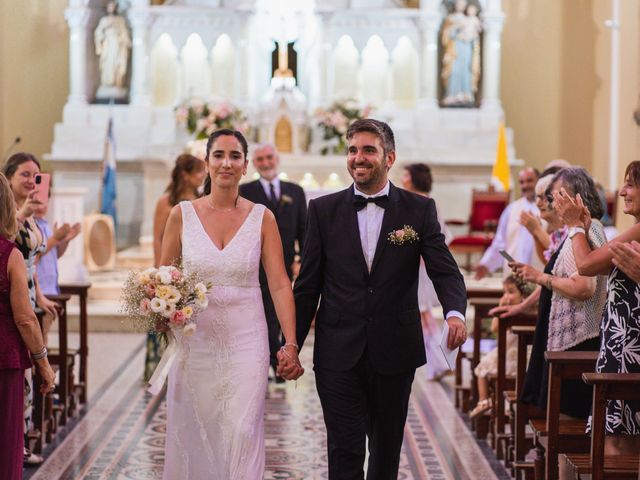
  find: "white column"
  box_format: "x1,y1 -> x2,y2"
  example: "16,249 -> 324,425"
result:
129,8 -> 152,106
417,2 -> 441,109
64,7 -> 91,105
605,0 -> 620,190
481,1 -> 505,111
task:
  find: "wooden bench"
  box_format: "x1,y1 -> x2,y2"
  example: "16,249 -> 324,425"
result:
493,313 -> 537,459
46,293 -> 75,427
466,295 -> 501,411
563,373 -> 640,480
510,325 -> 540,480
529,351 -> 598,480
59,282 -> 91,404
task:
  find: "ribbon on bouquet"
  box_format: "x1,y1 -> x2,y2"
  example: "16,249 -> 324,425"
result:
147,334 -> 179,395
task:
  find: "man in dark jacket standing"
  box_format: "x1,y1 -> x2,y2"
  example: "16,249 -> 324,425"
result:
240,143 -> 307,381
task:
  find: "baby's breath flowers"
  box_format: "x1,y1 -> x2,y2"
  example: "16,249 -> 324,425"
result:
387,225 -> 420,246
120,265 -> 212,337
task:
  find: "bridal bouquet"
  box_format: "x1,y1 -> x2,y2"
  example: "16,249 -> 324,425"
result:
121,265 -> 212,395
314,99 -> 372,155
121,265 -> 212,337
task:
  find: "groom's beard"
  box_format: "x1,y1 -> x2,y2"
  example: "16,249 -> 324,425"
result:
349,161 -> 388,190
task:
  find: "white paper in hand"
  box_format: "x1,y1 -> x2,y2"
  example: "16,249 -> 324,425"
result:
439,321 -> 459,370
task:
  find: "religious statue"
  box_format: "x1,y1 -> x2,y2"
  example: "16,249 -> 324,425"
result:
441,0 -> 482,107
94,1 -> 131,99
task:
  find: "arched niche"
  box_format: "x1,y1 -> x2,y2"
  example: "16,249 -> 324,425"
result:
180,33 -> 211,98
360,35 -> 389,106
210,34 -> 236,99
332,35 -> 359,99
391,36 -> 418,108
150,33 -> 179,106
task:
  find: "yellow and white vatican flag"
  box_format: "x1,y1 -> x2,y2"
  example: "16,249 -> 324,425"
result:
491,122 -> 510,191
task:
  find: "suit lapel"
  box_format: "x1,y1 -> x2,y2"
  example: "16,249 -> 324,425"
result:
344,187 -> 369,278
369,183 -> 399,275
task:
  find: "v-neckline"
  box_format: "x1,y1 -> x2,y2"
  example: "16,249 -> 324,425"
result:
189,202 -> 256,252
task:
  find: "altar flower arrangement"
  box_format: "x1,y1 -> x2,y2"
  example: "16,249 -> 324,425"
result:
314,99 -> 372,155
121,265 -> 213,394
175,98 -> 251,140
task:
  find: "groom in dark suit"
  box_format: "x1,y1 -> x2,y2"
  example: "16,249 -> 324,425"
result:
240,143 -> 307,381
293,119 -> 467,479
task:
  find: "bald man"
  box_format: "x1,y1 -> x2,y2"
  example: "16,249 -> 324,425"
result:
474,167 -> 542,280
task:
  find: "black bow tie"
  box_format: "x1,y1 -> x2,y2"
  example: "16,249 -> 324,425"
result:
353,195 -> 389,211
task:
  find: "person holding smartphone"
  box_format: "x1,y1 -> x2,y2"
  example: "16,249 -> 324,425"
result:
2,153 -> 59,466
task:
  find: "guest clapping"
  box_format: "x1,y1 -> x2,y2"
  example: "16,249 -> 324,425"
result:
513,168 -> 608,421
555,161 -> 640,454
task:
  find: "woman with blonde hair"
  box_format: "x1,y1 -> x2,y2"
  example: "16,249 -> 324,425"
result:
0,172 -> 55,479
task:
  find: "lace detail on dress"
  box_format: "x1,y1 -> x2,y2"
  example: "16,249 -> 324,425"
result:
163,201 -> 269,479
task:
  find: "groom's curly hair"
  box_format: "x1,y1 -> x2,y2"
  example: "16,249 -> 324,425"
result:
203,129 -> 249,195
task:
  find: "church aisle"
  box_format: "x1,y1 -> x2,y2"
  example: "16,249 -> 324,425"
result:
26,333 -> 509,480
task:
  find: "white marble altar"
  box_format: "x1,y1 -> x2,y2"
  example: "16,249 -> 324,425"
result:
48,0 -> 517,247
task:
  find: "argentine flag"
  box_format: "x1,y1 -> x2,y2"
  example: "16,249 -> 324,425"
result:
101,118 -> 117,226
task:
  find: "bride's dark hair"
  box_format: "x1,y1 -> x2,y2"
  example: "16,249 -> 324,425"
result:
203,129 -> 249,195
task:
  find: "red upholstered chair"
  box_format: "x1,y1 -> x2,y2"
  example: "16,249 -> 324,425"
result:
447,189 -> 510,271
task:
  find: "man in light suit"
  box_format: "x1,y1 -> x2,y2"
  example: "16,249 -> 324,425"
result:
293,119 -> 467,478
240,143 -> 307,381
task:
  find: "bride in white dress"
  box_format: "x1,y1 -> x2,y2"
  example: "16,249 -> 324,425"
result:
159,129 -> 304,479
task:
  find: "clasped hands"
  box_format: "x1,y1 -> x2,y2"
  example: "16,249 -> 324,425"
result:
276,344 -> 304,381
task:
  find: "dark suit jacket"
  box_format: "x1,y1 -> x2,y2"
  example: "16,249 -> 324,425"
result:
240,179 -> 307,276
294,183 -> 467,375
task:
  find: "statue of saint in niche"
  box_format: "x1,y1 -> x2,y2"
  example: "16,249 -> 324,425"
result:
441,0 -> 482,107
94,1 -> 131,99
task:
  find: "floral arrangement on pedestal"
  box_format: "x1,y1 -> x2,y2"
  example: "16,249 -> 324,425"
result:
314,99 -> 372,155
175,99 -> 251,140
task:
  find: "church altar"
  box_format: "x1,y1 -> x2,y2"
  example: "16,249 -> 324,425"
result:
47,0 -> 517,252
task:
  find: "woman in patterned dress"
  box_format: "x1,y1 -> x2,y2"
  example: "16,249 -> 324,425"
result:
556,160 -> 640,455
3,153 -> 59,465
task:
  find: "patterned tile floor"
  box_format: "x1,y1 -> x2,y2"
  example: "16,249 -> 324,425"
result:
26,333 -> 509,480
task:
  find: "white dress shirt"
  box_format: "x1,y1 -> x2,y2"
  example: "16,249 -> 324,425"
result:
354,183 -> 464,323
354,183 -> 389,271
259,176 -> 281,201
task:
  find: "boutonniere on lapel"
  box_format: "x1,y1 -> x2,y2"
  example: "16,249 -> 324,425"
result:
387,225 -> 420,246
280,194 -> 293,206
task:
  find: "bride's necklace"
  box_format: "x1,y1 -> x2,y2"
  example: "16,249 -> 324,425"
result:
207,194 -> 239,212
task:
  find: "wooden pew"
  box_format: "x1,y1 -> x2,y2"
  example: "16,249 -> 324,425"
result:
59,282 -> 91,404
563,373 -> 640,480
30,308 -> 51,454
456,292 -> 501,413
46,293 -> 73,426
510,325 -> 542,480
493,313 -> 537,459
529,351 -> 598,480
466,295 -> 501,409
